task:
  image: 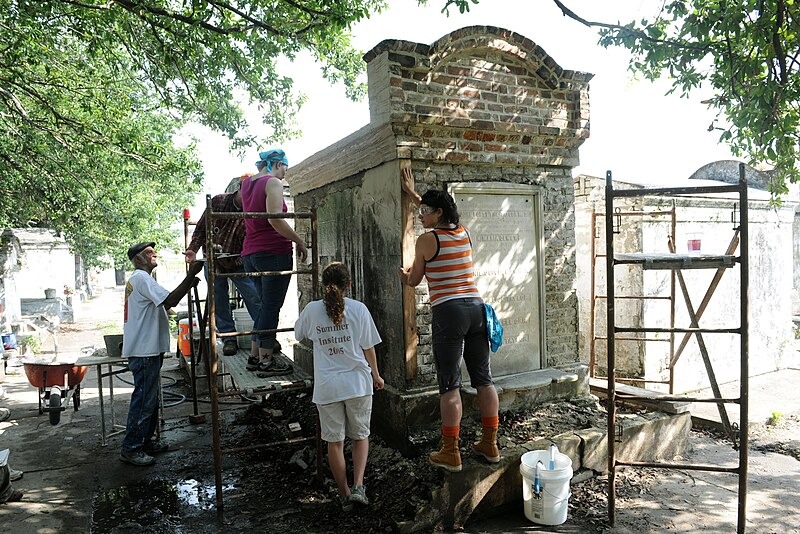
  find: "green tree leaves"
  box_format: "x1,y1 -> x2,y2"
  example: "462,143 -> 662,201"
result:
569,0 -> 800,197
0,0 -> 382,265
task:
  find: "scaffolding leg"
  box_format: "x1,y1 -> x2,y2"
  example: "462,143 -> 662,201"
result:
670,242 -> 735,442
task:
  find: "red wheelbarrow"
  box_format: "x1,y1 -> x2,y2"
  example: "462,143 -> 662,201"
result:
22,362 -> 88,425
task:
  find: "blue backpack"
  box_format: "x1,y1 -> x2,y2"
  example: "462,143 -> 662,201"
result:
484,303 -> 503,353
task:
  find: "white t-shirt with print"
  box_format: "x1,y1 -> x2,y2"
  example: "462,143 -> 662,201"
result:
295,297 -> 382,405
123,269 -> 171,358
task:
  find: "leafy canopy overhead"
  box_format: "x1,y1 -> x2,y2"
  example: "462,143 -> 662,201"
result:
0,0 -> 383,266
444,0 -> 800,197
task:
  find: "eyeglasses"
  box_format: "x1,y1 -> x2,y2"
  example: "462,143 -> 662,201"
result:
418,206 -> 436,215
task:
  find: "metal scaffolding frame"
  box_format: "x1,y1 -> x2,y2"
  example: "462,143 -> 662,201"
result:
604,164 -> 749,533
589,205 -> 678,391
191,195 -> 320,511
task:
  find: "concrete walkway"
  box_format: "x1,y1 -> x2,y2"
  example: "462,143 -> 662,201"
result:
689,366 -> 800,429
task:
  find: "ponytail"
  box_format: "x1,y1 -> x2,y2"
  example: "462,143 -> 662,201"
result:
321,262 -> 350,325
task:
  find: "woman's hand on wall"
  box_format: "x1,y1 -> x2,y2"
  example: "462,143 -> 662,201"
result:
399,267 -> 411,286
401,167 -> 421,206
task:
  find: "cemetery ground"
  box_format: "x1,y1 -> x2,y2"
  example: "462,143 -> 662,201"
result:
0,287 -> 798,533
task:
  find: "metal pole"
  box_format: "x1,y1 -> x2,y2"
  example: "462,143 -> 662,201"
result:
589,209 -> 597,377
98,364 -> 106,446
205,194 -> 224,512
737,162 -> 749,534
310,206 -> 324,483
669,205 -> 676,393
184,209 -> 201,419
605,170 -> 616,525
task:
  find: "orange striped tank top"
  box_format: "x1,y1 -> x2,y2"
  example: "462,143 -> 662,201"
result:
424,226 -> 481,306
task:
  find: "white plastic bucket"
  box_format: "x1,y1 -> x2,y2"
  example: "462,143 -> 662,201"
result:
519,449 -> 573,525
232,308 -> 254,349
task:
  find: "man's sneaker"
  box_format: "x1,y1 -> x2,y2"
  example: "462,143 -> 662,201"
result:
0,486 -> 23,502
143,439 -> 170,455
222,339 -> 239,356
9,469 -> 23,482
119,450 -> 155,466
349,485 -> 369,506
339,493 -> 354,512
255,358 -> 293,377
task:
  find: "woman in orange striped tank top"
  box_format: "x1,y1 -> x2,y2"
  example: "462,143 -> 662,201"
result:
399,168 -> 500,473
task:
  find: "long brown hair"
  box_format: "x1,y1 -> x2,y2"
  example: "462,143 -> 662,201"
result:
322,262 -> 350,325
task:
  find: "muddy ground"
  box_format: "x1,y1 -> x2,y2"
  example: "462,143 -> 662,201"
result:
3,289 -> 798,533
90,387 -> 618,533
86,375 -> 800,534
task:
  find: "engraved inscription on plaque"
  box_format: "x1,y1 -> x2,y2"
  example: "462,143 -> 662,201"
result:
450,182 -> 544,375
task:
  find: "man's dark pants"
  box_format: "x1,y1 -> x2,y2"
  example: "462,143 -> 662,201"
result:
121,354 -> 163,453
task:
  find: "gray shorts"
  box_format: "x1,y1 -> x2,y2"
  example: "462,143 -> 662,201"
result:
316,395 -> 372,442
431,297 -> 493,394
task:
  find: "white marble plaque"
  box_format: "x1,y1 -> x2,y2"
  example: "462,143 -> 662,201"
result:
450,182 -> 545,376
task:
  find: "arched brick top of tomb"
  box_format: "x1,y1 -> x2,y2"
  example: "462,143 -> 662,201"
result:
363,26 -> 593,90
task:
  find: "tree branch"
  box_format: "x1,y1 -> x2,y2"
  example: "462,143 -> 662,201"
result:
552,0 -> 711,52
772,0 -> 788,85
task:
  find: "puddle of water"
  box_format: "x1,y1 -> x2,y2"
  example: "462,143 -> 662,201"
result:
91,478 -> 235,532
174,478 -> 234,509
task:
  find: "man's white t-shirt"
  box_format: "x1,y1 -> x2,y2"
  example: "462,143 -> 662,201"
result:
295,297 -> 382,405
123,269 -> 171,358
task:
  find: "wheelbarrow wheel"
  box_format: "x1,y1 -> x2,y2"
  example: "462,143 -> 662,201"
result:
49,390 -> 61,425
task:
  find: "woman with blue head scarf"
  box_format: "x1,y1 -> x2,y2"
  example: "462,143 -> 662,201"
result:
240,149 -> 308,375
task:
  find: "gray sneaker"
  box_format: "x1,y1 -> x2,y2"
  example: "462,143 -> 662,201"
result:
350,484 -> 369,506
255,358 -> 293,377
339,493 -> 354,512
119,450 -> 155,466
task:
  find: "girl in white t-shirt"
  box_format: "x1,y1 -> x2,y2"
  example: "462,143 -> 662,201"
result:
295,262 -> 384,511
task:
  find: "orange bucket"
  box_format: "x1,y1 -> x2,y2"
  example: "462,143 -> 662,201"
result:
178,319 -> 198,357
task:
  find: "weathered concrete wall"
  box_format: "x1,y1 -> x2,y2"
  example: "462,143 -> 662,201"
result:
574,174 -> 798,393
8,229 -> 74,301
0,231 -> 22,330
794,207 -> 800,317
574,177 -> 647,378
294,163 -> 404,387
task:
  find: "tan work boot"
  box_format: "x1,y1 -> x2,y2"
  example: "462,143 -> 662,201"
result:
473,427 -> 500,463
429,435 -> 462,472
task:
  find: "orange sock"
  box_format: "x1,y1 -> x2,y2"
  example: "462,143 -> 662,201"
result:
442,425 -> 460,438
481,416 -> 499,429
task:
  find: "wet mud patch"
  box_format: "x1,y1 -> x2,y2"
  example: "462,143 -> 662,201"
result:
217,391 -> 446,533
91,478 -> 234,533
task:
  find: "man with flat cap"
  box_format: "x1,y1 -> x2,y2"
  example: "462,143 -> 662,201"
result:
121,241 -> 203,466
